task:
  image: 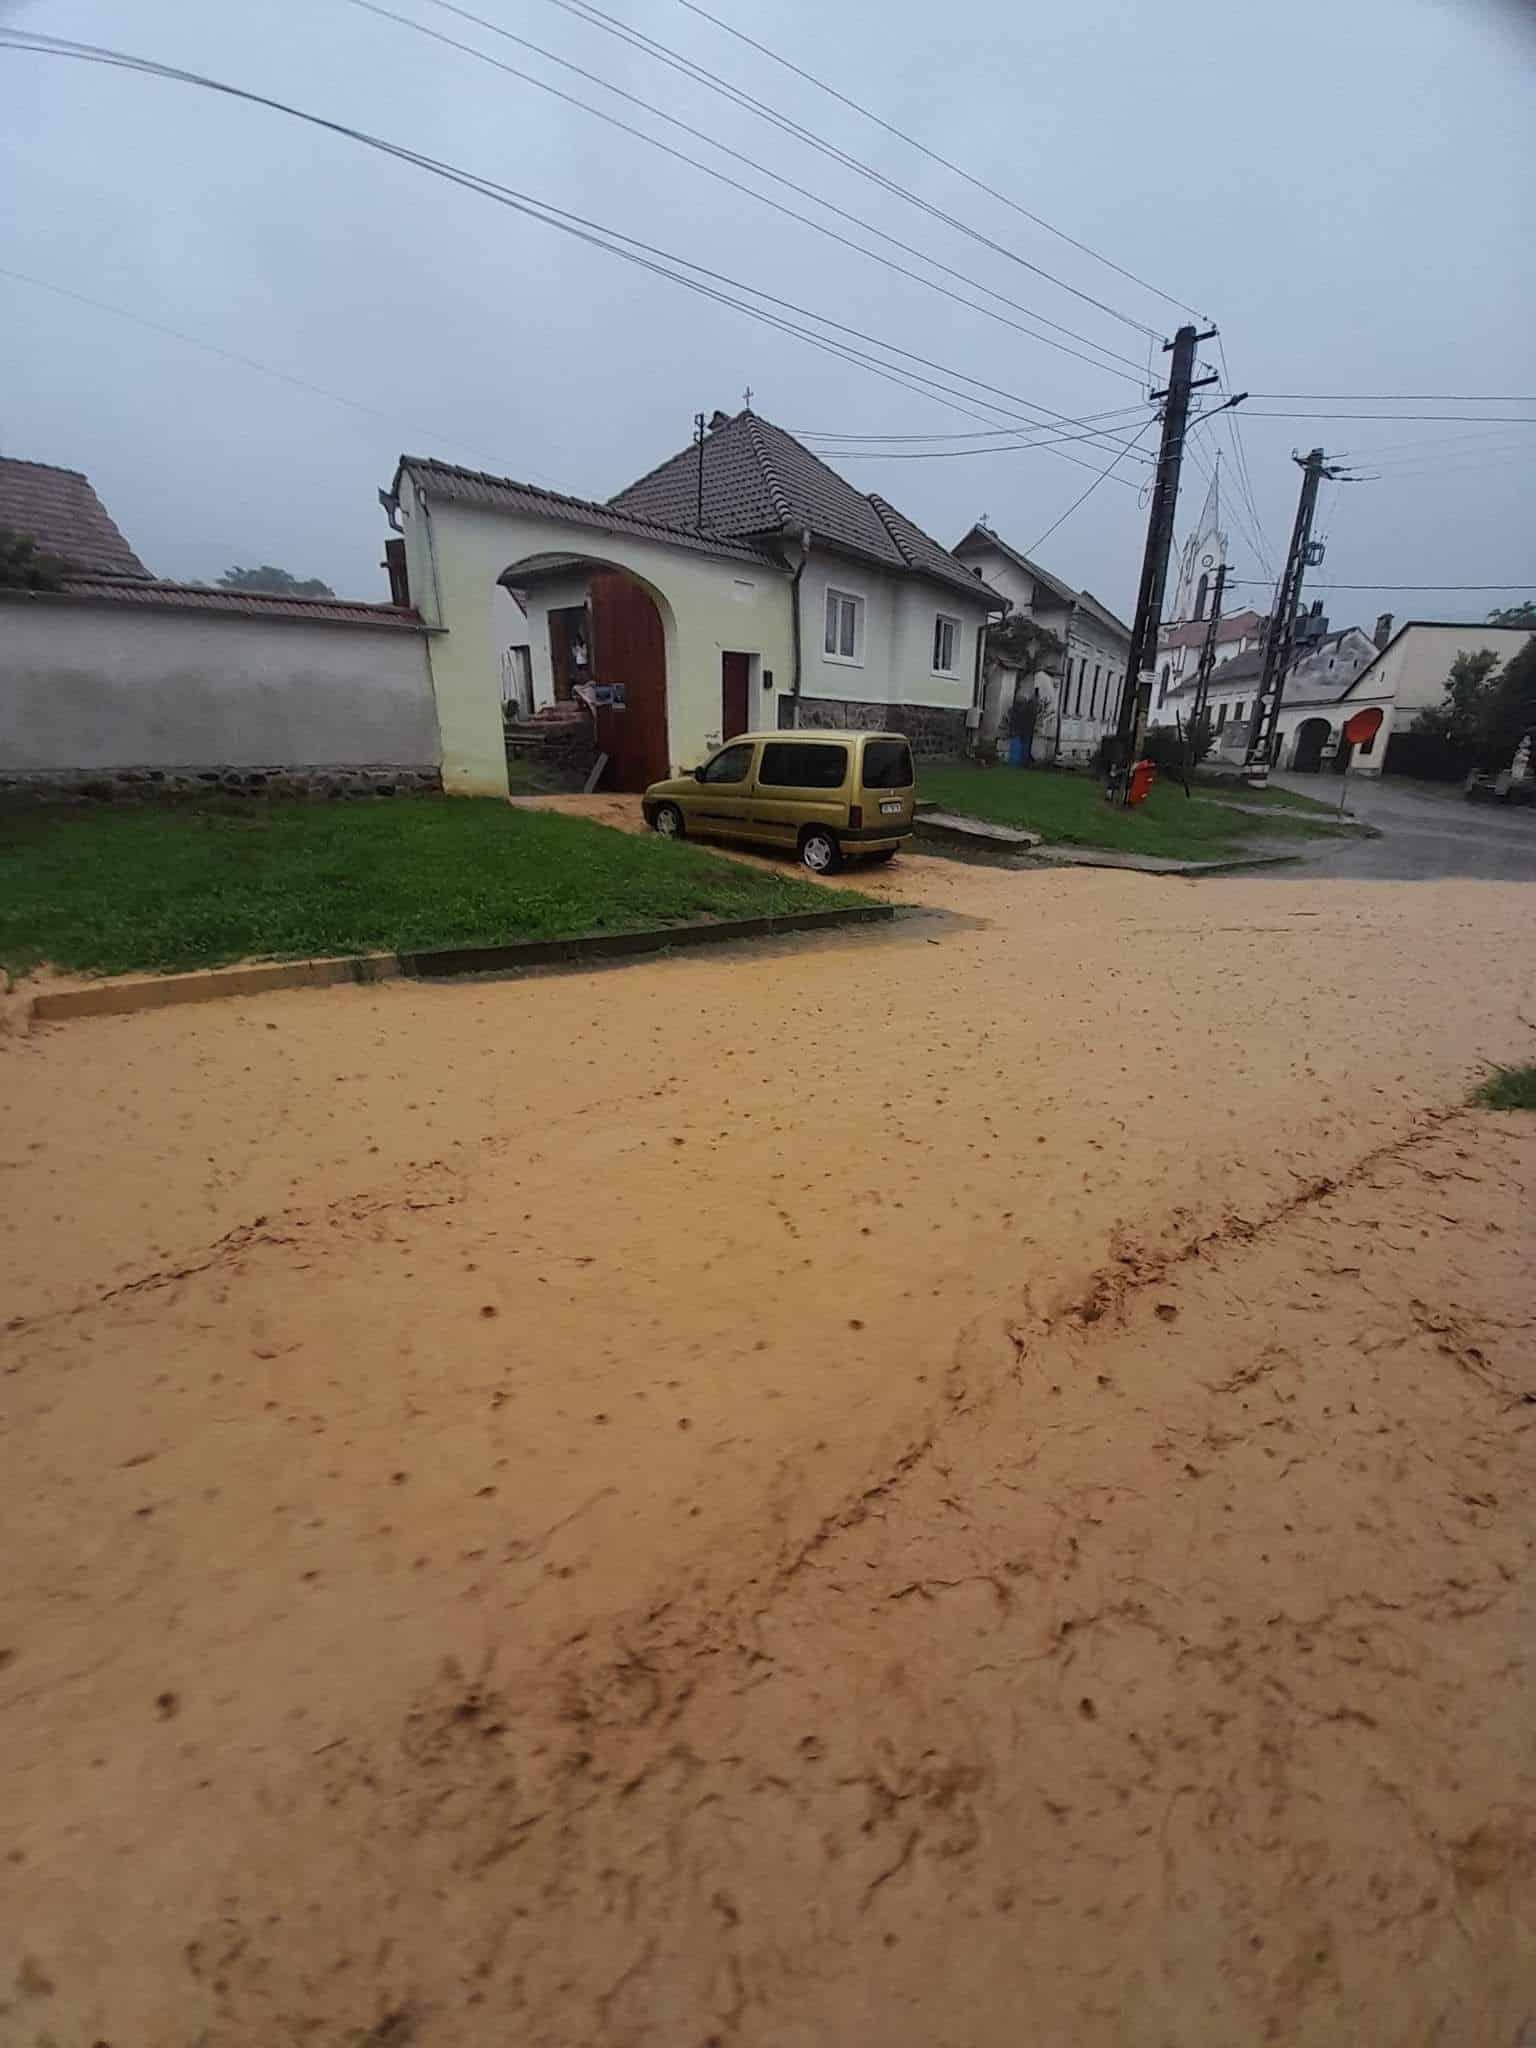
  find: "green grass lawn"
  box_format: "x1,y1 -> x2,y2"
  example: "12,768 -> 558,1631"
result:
1474,1064 -> 1536,1111
917,763 -> 1348,861
1194,780 -> 1340,816
0,799 -> 867,978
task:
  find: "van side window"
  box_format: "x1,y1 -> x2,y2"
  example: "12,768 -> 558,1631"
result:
758,742 -> 848,789
862,739 -> 913,788
699,743 -> 756,784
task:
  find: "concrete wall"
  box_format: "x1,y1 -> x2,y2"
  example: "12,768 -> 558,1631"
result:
396,473 -> 794,795
0,597 -> 438,778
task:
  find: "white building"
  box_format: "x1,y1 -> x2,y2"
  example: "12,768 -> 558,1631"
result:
951,523 -> 1132,763
389,409 -> 1004,795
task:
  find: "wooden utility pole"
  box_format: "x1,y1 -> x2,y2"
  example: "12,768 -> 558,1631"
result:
693,411 -> 707,532
1242,447 -> 1345,777
1187,558 -> 1228,777
1110,322 -> 1218,800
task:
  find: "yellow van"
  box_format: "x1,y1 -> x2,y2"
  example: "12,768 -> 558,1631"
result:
642,730 -> 914,872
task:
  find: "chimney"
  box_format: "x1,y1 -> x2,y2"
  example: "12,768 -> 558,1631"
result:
1373,611 -> 1394,650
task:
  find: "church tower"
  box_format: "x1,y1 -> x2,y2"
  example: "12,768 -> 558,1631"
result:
1170,455 -> 1228,625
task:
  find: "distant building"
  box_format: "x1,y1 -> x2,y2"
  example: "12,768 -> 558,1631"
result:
951,522 -> 1131,763
0,456 -> 151,579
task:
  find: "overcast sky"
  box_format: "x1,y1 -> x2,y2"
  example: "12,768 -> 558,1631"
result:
2,0 -> 1532,629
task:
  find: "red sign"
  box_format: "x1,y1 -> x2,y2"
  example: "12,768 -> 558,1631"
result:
1343,705 -> 1384,746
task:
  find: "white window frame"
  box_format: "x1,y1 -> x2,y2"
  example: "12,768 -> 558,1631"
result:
823,586 -> 864,667
931,612 -> 961,678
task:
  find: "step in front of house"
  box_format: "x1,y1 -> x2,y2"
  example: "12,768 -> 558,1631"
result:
913,811 -> 1043,852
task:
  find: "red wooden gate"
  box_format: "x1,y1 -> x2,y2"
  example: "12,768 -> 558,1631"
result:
588,571 -> 670,791
721,651 -> 751,740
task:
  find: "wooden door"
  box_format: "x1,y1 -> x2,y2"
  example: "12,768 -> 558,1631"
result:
721,652 -> 751,741
588,571 -> 670,792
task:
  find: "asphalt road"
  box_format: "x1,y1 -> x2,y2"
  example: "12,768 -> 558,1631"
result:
1266,771 -> 1536,880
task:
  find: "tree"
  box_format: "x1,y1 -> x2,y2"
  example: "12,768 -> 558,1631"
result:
1480,636 -> 1536,767
1488,601 -> 1536,630
218,564 -> 335,598
0,527 -> 67,591
1412,648 -> 1501,747
986,613 -> 1064,674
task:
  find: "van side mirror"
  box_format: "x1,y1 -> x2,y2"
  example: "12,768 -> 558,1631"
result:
693,764 -> 706,780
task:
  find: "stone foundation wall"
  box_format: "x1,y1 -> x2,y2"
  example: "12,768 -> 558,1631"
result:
791,696 -> 969,757
0,765 -> 443,806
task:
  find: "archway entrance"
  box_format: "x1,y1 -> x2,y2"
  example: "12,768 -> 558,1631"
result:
501,556 -> 673,795
1292,717 -> 1331,773
587,570 -> 670,791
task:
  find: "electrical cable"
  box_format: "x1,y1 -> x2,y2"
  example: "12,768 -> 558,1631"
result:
0,29 -> 1145,485
350,0 -> 1151,386
1026,416 -> 1159,554
803,415 -> 1159,460
672,0 -> 1205,324
537,0 -> 1163,339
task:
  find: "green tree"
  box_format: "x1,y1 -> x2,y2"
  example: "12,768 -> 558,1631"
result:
218,564 -> 335,598
1488,601 -> 1536,630
986,613 -> 1064,673
1480,636 -> 1536,766
1412,648 -> 1501,747
0,528 -> 66,591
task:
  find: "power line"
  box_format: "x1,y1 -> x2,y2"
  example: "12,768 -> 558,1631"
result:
0,29 -> 1143,487
1226,580 -> 1536,592
671,0 -> 1203,323
803,416 -> 1159,461
793,404 -> 1152,444
1214,335 -> 1274,581
1232,410 -> 1536,424
348,0 -> 1151,389
1248,392 -> 1536,403
537,0 -> 1163,340
1027,417 -> 1160,554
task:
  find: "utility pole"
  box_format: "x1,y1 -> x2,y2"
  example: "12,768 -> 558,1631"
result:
1187,558 -> 1228,776
693,411 -> 707,532
1242,447 -> 1346,777
1111,321 -> 1218,800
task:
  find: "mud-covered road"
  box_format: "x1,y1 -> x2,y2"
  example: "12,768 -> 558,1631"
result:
2,851 -> 1533,2044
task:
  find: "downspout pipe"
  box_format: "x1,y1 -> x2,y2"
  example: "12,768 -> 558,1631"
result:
788,527 -> 811,719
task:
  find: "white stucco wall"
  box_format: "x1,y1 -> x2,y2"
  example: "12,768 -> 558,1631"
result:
0,598 -> 438,771
1351,624 -> 1532,713
796,551 -> 989,718
396,472 -> 795,795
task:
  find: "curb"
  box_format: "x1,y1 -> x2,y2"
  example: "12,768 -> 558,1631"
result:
1017,848 -> 1303,877
25,904 -> 895,1024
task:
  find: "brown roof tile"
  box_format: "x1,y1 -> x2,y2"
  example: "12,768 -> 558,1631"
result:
0,457 -> 150,579
610,412 -> 999,600
10,578 -> 425,628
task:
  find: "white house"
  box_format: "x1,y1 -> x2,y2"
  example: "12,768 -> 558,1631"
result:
1291,619 -> 1534,775
951,523 -> 1132,763
1156,618 -> 1382,762
386,409 -> 1004,796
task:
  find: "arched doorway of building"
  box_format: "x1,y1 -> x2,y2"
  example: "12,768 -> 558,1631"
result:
1292,717 -> 1331,773
501,556 -> 672,794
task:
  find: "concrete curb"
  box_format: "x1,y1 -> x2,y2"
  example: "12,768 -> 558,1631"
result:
26,903 -> 895,1023
1017,847 -> 1304,877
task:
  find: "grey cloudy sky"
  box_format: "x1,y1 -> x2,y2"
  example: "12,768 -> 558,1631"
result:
3,0 -> 1532,628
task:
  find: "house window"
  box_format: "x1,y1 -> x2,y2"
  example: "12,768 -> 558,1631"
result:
1074,657 -> 1086,718
1233,702 -> 1245,722
824,587 -> 863,664
932,614 -> 960,676
1091,663 -> 1102,718
1157,663 -> 1169,709
1216,703 -> 1228,730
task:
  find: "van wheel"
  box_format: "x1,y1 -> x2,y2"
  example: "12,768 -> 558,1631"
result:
799,826 -> 842,874
652,802 -> 684,840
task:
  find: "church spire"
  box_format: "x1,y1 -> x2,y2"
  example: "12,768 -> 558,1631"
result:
1170,451 -> 1228,625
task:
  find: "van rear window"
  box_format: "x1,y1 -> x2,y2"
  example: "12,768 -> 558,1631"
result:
758,741 -> 849,789
861,739 -> 914,789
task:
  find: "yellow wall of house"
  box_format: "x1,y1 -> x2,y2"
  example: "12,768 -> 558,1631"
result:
394,471 -> 794,796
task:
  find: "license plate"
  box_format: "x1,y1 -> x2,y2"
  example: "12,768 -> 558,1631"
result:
879,800 -> 903,815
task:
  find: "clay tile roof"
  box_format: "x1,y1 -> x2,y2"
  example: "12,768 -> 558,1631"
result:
609,412 -> 1000,601
33,578 -> 424,628
0,456 -> 150,579
398,457 -> 784,569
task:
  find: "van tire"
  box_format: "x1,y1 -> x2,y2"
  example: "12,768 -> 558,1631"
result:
798,826 -> 842,874
652,802 -> 685,840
